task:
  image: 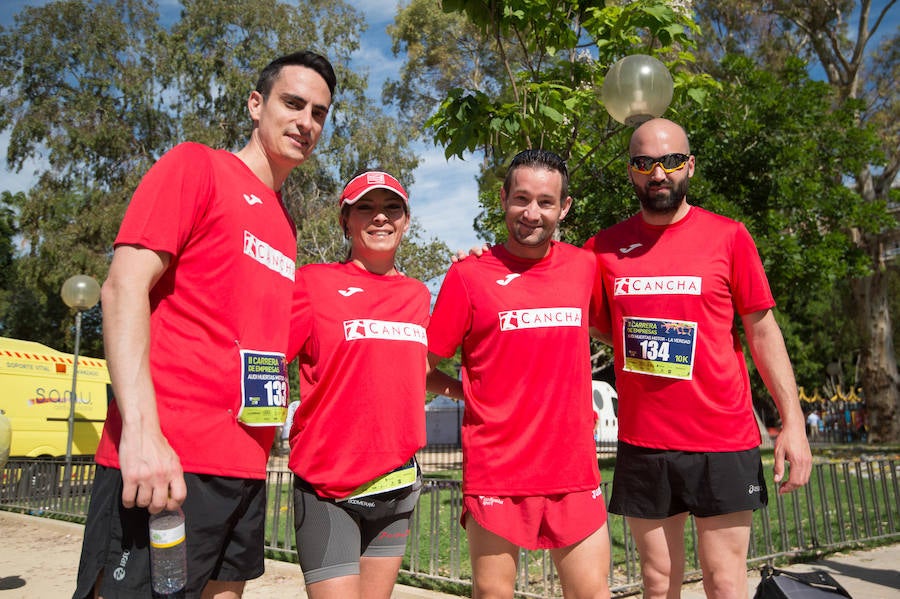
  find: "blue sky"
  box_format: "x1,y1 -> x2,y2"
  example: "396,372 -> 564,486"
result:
0,0 -> 484,253
351,2 -> 484,252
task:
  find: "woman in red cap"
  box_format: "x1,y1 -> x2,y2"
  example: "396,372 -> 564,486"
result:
286,170 -> 429,599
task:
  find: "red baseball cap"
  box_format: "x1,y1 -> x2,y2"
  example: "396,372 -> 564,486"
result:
339,171 -> 409,207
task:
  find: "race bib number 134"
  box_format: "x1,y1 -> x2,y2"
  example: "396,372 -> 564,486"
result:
622,317 -> 697,380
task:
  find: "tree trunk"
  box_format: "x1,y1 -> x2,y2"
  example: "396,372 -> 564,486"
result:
851,253 -> 900,443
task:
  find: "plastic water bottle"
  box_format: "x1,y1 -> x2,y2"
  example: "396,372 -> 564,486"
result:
149,507 -> 187,598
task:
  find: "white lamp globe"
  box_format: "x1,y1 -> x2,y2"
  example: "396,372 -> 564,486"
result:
61,275 -> 101,311
602,54 -> 674,126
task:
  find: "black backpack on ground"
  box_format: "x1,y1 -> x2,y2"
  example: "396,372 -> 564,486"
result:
754,565 -> 853,598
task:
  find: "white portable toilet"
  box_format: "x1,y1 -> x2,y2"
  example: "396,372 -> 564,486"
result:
425,395 -> 464,446
591,381 -> 619,446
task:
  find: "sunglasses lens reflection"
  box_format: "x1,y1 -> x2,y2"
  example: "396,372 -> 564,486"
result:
630,154 -> 688,173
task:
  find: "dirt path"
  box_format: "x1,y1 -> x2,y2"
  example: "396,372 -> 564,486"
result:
0,511 -> 451,599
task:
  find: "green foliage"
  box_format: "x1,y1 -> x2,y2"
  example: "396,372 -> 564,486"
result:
424,0 -> 708,167
389,0 -> 717,249
0,0 -> 445,352
678,53 -> 891,404
689,1 -> 899,437
396,221 -> 454,285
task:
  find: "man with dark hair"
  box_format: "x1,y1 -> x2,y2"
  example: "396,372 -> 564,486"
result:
74,50 -> 336,599
428,149 -> 611,599
584,118 -> 811,599
255,50 -> 336,99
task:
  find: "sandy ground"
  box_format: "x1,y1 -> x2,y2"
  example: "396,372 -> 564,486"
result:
1,509 -> 897,598
0,510 -> 454,599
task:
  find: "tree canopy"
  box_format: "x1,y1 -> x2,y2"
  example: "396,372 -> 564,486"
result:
384,0 -> 898,441
0,0 -> 449,356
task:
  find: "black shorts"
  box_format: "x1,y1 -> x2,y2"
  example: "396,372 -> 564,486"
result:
74,466 -> 267,599
293,469 -> 422,585
608,442 -> 768,519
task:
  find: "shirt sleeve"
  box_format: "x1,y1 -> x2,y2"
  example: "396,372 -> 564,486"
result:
582,235 -> 612,334
730,223 -> 776,315
287,269 -> 314,362
115,143 -> 214,256
427,264 -> 472,358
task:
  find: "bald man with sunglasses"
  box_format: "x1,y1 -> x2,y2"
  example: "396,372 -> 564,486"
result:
583,118 -> 811,599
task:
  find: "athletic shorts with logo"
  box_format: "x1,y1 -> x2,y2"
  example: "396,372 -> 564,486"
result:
73,465 -> 266,599
462,486 -> 608,550
609,441 -> 768,518
293,472 -> 422,584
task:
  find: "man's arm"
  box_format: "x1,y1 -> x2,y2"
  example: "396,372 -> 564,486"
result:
102,244 -> 186,513
425,353 -> 464,401
741,309 -> 812,494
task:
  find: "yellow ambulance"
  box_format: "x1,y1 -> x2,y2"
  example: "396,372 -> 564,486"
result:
0,336 -> 110,458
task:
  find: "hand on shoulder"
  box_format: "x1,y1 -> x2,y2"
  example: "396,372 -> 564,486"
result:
451,243 -> 492,263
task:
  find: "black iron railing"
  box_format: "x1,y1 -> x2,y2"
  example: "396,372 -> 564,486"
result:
2,453 -> 897,598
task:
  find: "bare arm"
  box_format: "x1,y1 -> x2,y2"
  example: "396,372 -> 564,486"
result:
102,245 -> 186,513
741,309 -> 812,494
425,353 -> 464,401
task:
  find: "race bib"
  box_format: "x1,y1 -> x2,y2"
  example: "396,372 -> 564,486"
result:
237,350 -> 288,426
622,317 -> 697,380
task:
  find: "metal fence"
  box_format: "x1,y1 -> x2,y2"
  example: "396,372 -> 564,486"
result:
2,453 -> 898,598
415,443 -> 618,472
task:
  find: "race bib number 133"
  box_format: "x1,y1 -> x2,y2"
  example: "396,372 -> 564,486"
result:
238,349 -> 288,426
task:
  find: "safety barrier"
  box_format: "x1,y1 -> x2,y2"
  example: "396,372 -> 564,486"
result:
1,454 -> 897,597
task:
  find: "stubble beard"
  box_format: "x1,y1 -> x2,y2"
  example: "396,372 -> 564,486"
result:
511,222 -> 553,247
635,177 -> 689,215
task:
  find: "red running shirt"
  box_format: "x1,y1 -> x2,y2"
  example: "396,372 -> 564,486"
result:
288,262 -> 429,498
584,206 -> 774,452
95,143 -> 297,479
428,243 -> 600,496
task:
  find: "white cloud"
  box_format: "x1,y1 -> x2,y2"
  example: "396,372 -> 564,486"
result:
407,144 -> 483,252
0,131 -> 39,194
348,0 -> 401,25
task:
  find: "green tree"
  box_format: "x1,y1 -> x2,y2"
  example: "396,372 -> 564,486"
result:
0,0 -> 163,354
388,0 -> 899,441
678,54 -> 889,422
692,0 -> 899,442
385,0 -> 712,376
0,192 -> 19,334
0,0 -> 448,354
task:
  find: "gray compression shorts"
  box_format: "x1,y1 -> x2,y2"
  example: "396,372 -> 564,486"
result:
292,466 -> 422,584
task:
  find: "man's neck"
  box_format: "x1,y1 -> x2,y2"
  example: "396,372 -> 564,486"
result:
641,201 -> 691,226
234,138 -> 293,192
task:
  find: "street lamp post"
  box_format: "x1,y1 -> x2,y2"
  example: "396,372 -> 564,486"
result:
602,54 -> 674,126
61,274 -> 101,496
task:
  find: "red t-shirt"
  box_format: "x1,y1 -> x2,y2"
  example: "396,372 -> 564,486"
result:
95,142 -> 297,479
287,262 -> 429,498
584,206 -> 773,451
428,243 -> 600,496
